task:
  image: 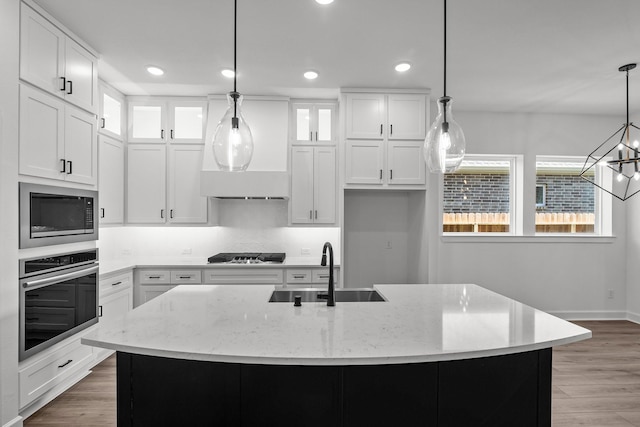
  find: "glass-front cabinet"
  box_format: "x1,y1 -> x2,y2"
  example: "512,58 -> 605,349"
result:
128,98 -> 206,144
291,102 -> 336,144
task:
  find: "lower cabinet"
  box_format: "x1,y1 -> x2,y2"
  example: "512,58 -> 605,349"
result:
96,270 -> 133,362
203,268 -> 284,285
134,269 -> 201,307
285,267 -> 340,288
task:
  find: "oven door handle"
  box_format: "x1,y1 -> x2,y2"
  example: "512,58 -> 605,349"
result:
23,265 -> 99,290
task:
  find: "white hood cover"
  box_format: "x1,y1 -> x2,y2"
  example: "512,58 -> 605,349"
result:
200,96 -> 290,198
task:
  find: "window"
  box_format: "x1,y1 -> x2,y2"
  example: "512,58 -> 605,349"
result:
535,156 -> 611,235
442,155 -> 520,234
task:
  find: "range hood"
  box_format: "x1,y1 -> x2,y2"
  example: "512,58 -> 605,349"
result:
200,96 -> 290,199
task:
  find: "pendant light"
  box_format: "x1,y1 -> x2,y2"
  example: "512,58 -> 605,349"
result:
424,0 -> 466,173
581,64 -> 640,201
212,0 -> 253,172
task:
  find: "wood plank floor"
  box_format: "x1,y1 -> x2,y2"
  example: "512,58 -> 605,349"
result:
23,320 -> 640,426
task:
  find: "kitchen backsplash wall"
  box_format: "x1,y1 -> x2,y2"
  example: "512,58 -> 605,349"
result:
99,199 -> 340,261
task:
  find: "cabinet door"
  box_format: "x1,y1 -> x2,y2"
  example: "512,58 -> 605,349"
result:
290,147 -> 314,224
20,4 -> 65,98
64,105 -> 97,185
315,104 -> 336,143
168,101 -> 206,143
387,141 -> 426,185
314,147 -> 336,223
345,94 -> 385,139
291,103 -> 313,143
98,135 -> 124,224
241,99 -> 289,171
128,100 -> 167,143
64,38 -> 98,113
19,84 -> 65,180
387,94 -> 426,140
127,145 -> 166,223
99,84 -> 124,140
168,145 -> 207,223
99,287 -> 133,324
345,140 -> 384,184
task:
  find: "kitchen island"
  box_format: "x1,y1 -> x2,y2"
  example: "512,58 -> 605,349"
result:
82,284 -> 590,427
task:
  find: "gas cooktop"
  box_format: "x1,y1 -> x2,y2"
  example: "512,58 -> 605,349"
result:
207,252 -> 286,264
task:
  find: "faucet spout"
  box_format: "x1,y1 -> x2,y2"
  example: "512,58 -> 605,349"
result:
321,242 -> 335,307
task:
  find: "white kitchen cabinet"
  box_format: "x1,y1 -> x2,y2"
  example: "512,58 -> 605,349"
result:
20,3 -> 98,113
138,284 -> 176,306
284,267 -> 339,288
168,145 -> 208,223
19,84 -> 97,185
98,135 -> 124,224
95,271 -> 133,362
134,269 -> 201,306
128,98 -> 206,144
98,83 -> 124,140
291,101 -> 336,144
344,91 -> 428,187
387,140 -> 426,185
345,93 -> 426,141
127,145 -> 166,223
291,146 -> 336,224
203,269 -> 284,285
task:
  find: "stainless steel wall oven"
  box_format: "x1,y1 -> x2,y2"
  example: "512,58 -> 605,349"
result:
19,182 -> 98,248
19,250 -> 99,361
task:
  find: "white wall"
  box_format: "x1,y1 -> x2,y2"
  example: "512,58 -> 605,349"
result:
626,196 -> 640,322
99,200 -> 340,261
428,110 -> 628,318
0,0 -> 20,425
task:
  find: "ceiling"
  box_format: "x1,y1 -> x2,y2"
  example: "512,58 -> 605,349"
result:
32,0 -> 640,116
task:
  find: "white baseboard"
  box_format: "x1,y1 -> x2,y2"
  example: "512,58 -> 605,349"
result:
3,415 -> 23,427
627,311 -> 640,325
548,310 -> 628,321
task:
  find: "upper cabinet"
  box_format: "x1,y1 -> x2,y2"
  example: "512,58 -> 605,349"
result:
99,82 -> 125,140
343,91 -> 428,188
345,93 -> 426,141
19,83 -> 97,185
291,101 -> 337,144
128,98 -> 206,144
20,3 -> 98,114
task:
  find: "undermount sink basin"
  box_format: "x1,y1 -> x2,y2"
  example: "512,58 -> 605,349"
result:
268,288 -> 386,303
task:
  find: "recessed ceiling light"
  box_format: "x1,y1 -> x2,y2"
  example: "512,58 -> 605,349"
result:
221,69 -> 235,78
315,0 -> 334,4
304,71 -> 319,80
395,62 -> 411,72
146,66 -> 164,76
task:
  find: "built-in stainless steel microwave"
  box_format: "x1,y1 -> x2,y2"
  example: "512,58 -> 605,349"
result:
19,183 -> 98,248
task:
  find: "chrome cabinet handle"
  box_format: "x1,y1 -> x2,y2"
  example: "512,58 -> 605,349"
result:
23,265 -> 99,290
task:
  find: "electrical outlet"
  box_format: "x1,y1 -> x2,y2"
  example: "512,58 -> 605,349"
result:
608,289 -> 614,299
301,248 -> 311,256
182,248 -> 192,255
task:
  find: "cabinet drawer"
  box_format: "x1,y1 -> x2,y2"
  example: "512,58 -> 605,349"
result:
99,271 -> 133,295
19,338 -> 93,408
137,270 -> 171,284
312,269 -> 339,285
171,270 -> 202,284
204,269 -> 284,285
286,269 -> 312,284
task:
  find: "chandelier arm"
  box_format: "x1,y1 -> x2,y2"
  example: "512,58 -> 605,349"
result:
585,124 -> 626,157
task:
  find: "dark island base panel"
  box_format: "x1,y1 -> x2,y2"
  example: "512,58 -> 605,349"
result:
116,348 -> 552,427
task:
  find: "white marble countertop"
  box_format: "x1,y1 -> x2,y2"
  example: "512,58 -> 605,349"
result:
99,256 -> 334,278
82,283 -> 591,365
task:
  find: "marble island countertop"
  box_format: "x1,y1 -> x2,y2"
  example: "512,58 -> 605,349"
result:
99,256 -> 332,277
82,284 -> 591,365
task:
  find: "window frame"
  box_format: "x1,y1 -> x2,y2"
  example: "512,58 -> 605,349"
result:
440,154 -> 523,236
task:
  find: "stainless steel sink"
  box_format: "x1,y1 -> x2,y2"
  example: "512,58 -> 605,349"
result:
268,288 -> 386,303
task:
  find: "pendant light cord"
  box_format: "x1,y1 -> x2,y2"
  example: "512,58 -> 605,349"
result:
443,0 -> 447,98
233,0 -> 238,120
626,68 -> 630,126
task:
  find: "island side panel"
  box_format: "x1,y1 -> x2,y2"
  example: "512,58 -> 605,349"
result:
437,348 -> 551,426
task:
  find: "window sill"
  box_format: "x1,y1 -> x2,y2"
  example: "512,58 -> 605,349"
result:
440,234 -> 616,244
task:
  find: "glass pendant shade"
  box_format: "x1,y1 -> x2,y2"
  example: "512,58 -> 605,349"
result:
424,96 -> 466,173
212,92 -> 253,171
